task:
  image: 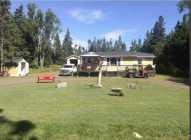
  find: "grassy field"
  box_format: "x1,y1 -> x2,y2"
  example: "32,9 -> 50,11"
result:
29,65 -> 61,75
0,75 -> 189,140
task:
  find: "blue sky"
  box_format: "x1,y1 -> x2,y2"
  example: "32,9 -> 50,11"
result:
11,0 -> 183,50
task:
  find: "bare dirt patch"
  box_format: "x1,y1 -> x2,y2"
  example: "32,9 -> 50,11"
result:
0,74 -> 188,90
0,74 -> 95,87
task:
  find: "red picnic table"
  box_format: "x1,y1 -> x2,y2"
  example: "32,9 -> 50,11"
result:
37,74 -> 55,83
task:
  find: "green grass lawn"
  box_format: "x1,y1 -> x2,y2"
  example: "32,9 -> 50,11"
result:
0,76 -> 189,140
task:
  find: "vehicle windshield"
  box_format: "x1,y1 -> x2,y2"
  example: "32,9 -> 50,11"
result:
63,65 -> 73,68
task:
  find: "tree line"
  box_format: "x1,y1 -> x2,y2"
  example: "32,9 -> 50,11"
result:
0,0 -> 85,70
129,1 -> 190,77
87,36 -> 127,52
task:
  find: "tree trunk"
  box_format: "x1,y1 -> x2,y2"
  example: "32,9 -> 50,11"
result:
40,53 -> 44,69
36,36 -> 40,67
0,37 -> 3,72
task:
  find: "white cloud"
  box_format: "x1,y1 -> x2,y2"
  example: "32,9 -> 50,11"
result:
103,29 -> 137,41
59,31 -> 88,48
103,29 -> 127,40
72,38 -> 88,49
69,8 -> 104,24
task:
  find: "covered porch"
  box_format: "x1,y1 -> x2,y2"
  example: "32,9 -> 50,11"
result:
79,52 -> 101,72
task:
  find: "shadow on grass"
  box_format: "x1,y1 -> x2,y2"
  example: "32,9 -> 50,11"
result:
78,72 -> 98,77
0,108 -> 38,140
88,84 -> 98,89
167,77 -> 189,86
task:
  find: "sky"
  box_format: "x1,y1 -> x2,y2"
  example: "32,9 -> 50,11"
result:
11,0 -> 183,50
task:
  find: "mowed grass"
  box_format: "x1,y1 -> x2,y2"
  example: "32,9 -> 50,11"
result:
0,76 -> 189,140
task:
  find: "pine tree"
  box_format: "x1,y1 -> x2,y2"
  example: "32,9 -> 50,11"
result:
62,29 -> 73,58
35,9 -> 44,67
27,3 -> 36,20
25,3 -> 38,67
14,5 -> 25,25
129,39 -> 141,52
160,20 -> 189,76
88,39 -> 93,52
121,42 -> 126,51
117,36 -> 123,51
142,30 -> 152,52
102,38 -> 107,51
142,16 -> 166,55
113,36 -> 126,52
87,36 -> 126,52
178,0 -> 191,77
53,33 -> 64,64
0,0 -> 11,71
92,38 -> 97,52
13,4 -> 29,60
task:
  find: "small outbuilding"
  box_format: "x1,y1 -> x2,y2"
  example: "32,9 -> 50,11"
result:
5,58 -> 29,77
65,55 -> 80,66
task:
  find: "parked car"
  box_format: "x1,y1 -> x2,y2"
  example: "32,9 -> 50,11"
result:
59,64 -> 77,76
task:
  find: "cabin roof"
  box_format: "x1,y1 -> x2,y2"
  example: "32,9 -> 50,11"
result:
65,55 -> 80,59
80,52 -> 100,57
4,57 -> 27,67
81,52 -> 155,58
12,58 -> 25,63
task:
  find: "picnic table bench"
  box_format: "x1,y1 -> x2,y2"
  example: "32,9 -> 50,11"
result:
37,74 -> 55,83
111,88 -> 122,92
109,88 -> 124,96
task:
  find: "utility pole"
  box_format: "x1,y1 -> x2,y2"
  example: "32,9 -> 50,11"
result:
96,60 -> 103,88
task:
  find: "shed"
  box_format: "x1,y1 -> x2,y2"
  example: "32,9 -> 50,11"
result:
5,58 -> 29,77
65,55 -> 80,66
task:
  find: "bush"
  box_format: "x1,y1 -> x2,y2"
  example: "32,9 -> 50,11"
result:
145,65 -> 153,70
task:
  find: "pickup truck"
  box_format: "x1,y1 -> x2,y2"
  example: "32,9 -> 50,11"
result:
59,64 -> 77,76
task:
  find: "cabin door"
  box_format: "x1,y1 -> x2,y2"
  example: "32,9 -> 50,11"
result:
20,62 -> 26,76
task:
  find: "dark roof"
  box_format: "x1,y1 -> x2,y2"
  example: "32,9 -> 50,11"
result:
4,57 -> 28,67
12,57 -> 24,63
81,52 -> 155,58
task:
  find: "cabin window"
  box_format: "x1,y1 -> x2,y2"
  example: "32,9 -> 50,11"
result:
83,57 -> 99,65
110,58 -> 117,66
87,58 -> 91,64
106,58 -> 120,66
138,59 -> 142,65
83,58 -> 88,64
107,58 -> 110,65
117,58 -> 120,65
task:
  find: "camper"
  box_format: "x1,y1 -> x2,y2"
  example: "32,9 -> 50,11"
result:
65,55 -> 80,66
